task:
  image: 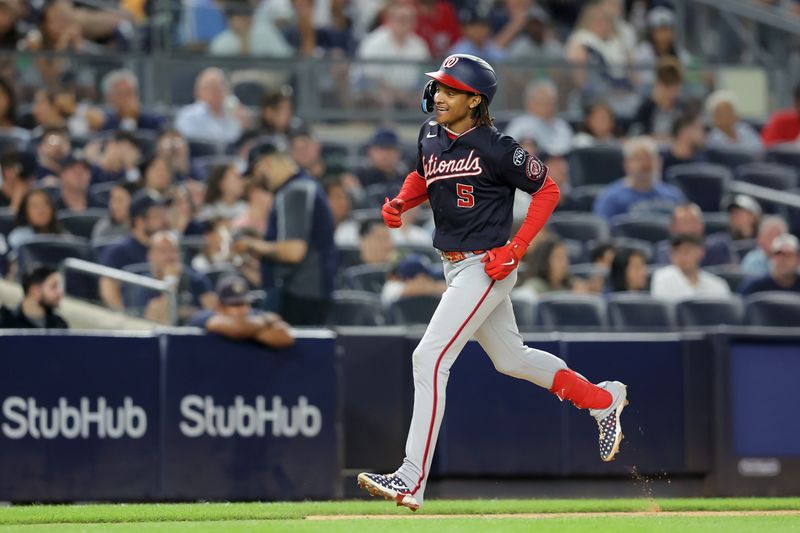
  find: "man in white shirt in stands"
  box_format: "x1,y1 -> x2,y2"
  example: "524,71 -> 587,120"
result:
175,68 -> 245,145
355,2 -> 431,109
651,234 -> 732,301
506,79 -> 573,157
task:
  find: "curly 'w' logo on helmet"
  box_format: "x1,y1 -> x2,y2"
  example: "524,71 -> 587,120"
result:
442,56 -> 460,69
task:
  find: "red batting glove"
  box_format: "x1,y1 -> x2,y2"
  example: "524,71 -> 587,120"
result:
481,239 -> 526,281
382,197 -> 404,228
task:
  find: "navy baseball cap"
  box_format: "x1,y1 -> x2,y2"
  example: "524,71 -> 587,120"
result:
216,275 -> 255,306
129,190 -> 165,220
245,138 -> 281,176
370,128 -> 399,148
396,255 -> 436,280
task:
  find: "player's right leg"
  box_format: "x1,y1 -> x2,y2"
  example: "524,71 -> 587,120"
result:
473,296 -> 628,462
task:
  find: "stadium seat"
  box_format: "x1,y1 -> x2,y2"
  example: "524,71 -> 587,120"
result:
89,182 -> 116,206
191,155 -> 239,181
610,237 -> 655,263
58,209 -> 106,239
765,144 -> 800,169
610,215 -> 671,243
565,185 -> 605,212
567,146 -> 624,187
16,235 -> 92,272
676,297 -> 744,327
665,163 -> 732,212
511,297 -> 535,329
548,212 -> 610,242
327,290 -> 386,326
706,147 -> 760,171
336,245 -> 364,271
386,295 -> 441,325
343,263 -> 390,293
0,208 -> 14,237
188,139 -> 221,159
703,212 -> 730,235
735,162 -> 798,191
744,292 -> 800,327
731,239 -> 756,261
705,264 -> 748,292
606,293 -> 674,330
233,80 -> 265,106
534,292 -> 607,330
397,244 -> 440,265
91,235 -> 125,261
0,132 -> 26,151
563,238 -> 587,264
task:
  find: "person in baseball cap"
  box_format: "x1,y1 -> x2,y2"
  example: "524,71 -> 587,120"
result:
188,274 -> 294,348
725,194 -> 762,240
381,254 -> 446,306
739,233 -> 800,295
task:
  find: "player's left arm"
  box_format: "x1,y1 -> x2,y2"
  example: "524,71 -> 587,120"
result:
482,141 -> 560,281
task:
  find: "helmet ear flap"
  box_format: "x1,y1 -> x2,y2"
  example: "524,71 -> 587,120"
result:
421,80 -> 436,114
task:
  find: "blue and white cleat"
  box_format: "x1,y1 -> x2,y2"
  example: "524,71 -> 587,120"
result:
591,381 -> 628,462
357,472 -> 420,511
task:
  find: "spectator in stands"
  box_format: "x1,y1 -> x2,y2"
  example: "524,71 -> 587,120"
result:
761,82 -> 800,146
740,215 -> 788,276
590,242 -> 615,269
598,0 -> 637,52
651,234 -> 732,301
448,7 -> 507,63
655,202 -> 737,266
415,0 -> 461,59
0,0 -> 22,50
739,234 -> 800,295
140,230 -> 215,324
288,124 -> 326,180
257,86 -> 300,143
232,140 -> 336,326
705,90 -> 762,152
189,274 -> 294,348
4,266 -> 68,329
593,136 -> 684,220
233,177 -> 272,235
7,187 -> 64,250
724,194 -> 761,241
628,57 -> 686,140
507,80 -> 573,157
507,6 -> 565,61
99,190 -> 169,309
210,0 -> 293,57
357,217 -> 395,266
139,157 -> 173,196
99,69 -> 164,132
325,176 -> 358,246
0,149 -> 32,212
177,0 -> 226,49
356,2 -> 431,109
565,2 -> 634,111
609,247 -> 648,292
91,181 -> 137,241
661,113 -> 707,176
513,237 -> 585,300
166,184 -> 203,237
191,217 -> 233,273
356,127 -> 404,191
381,254 -> 446,306
175,68 -> 244,145
54,152 -> 103,213
92,130 -> 142,184
200,163 -> 246,221
0,77 -> 27,143
572,100 -> 618,148
34,127 -> 71,181
155,129 -> 194,183
633,7 -> 691,87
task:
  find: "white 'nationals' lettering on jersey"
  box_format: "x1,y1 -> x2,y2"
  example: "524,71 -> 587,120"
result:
423,149 -> 483,184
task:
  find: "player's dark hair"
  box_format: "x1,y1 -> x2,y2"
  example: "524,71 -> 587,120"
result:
22,265 -> 58,295
527,237 -> 572,289
671,112 -> 699,138
609,247 -> 645,292
472,98 -> 494,127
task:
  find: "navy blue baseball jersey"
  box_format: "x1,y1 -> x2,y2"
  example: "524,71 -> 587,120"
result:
415,119 -> 548,252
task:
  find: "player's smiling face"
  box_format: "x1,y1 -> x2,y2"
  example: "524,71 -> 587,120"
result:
432,82 -> 481,133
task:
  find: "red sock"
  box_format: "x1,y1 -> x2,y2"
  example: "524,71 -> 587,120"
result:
549,369 -> 612,410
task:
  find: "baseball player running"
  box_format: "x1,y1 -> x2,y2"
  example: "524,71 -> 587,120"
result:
357,54 -> 628,511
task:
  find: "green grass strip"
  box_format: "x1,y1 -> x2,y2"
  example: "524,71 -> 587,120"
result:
1,498 -> 800,525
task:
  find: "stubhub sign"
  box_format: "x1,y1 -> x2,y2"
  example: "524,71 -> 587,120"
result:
0,332 -> 341,502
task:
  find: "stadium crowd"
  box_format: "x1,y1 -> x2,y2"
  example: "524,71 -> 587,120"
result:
0,0 -> 799,330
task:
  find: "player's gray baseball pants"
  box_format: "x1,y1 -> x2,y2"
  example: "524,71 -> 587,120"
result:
394,253 -> 569,503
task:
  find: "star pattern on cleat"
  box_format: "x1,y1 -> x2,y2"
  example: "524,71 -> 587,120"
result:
362,473 -> 411,493
597,410 -> 621,461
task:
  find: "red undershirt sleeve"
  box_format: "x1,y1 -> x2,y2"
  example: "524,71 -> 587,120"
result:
394,171 -> 429,211
512,176 -> 560,249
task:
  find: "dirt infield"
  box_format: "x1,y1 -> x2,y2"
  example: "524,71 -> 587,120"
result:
306,510 -> 800,521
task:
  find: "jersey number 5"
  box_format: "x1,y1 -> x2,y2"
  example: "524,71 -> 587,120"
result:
456,183 -> 474,208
